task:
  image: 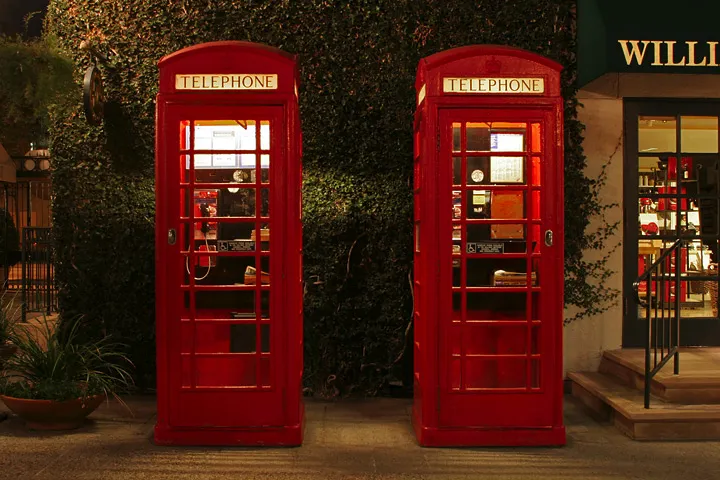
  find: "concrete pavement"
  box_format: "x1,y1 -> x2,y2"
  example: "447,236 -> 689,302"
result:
1,395 -> 719,480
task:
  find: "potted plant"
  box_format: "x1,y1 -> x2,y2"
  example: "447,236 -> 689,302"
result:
0,316 -> 134,430
0,291 -> 19,367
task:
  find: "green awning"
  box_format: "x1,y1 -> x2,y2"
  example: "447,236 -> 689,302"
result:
578,0 -> 720,87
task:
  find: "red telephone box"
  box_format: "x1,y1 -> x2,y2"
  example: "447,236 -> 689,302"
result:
154,42 -> 303,446
412,46 -> 566,446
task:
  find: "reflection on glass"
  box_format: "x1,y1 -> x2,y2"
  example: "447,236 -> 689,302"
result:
531,156 -> 541,186
452,123 -> 461,152
681,116 -> 718,153
466,292 -> 527,320
261,155 -> 270,183
261,189 -> 269,217
467,123 -> 491,151
181,120 -> 272,170
465,357 -> 526,388
465,190 -> 488,219
448,324 -> 538,354
260,121 -> 271,150
638,116 -> 676,153
489,191 -> 525,219
531,123 -> 542,153
466,258 -> 534,287
466,157 -> 488,185
452,190 -> 462,219
453,157 -> 462,185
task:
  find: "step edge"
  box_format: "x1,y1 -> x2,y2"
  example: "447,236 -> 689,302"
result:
569,372 -> 720,422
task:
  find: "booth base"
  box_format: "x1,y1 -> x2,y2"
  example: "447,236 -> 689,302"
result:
413,418 -> 565,447
153,421 -> 304,447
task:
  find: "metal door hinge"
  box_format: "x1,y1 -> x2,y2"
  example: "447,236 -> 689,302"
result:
168,228 -> 177,245
436,132 -> 440,152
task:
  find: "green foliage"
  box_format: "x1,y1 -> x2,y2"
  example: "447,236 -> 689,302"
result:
45,0 -> 611,395
0,209 -> 19,267
0,316 -> 134,401
0,291 -> 20,345
0,35 -> 74,153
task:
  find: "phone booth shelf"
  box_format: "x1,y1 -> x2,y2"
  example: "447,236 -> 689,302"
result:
412,45 -> 566,447
155,41 -> 303,446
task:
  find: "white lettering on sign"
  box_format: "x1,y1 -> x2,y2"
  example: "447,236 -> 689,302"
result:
175,74 -> 279,90
443,77 -> 545,94
618,40 -> 720,67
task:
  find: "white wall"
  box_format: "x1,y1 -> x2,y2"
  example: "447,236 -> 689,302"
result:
565,73 -> 720,374
564,93 -> 624,373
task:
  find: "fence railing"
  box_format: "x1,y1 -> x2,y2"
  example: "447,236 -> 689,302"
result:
632,239 -> 685,409
21,227 -> 56,322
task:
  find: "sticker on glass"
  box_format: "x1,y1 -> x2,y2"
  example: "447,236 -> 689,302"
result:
471,169 -> 484,183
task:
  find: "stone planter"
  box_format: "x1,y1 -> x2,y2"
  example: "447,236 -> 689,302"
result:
0,394 -> 105,430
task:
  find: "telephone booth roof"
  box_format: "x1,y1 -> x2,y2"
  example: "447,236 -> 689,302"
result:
158,41 -> 299,95
416,44 -> 563,99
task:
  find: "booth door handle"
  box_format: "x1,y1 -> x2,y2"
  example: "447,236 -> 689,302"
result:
544,230 -> 554,247
168,228 -> 177,245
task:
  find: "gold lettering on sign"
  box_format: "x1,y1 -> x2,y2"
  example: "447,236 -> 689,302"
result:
618,40 -> 720,68
175,74 -> 278,90
443,77 -> 545,94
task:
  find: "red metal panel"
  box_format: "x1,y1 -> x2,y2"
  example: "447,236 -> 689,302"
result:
155,42 -> 302,446
413,46 -> 565,447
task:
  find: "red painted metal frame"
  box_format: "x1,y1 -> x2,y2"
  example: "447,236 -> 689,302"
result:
155,42 -> 303,446
412,45 -> 566,447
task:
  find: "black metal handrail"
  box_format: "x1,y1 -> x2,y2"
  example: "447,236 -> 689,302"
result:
632,238 -> 682,409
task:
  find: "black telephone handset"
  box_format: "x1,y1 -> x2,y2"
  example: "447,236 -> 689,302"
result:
200,203 -> 210,235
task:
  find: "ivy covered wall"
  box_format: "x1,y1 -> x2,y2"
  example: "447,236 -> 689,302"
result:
46,0 -> 591,394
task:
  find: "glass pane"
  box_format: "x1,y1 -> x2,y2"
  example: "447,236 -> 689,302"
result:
681,116 -> 718,153
531,156 -> 541,186
182,355 -> 268,387
530,123 -> 542,153
194,119 -> 257,151
491,129 -> 525,152
184,254 -> 258,286
452,123 -> 461,152
180,322 -> 269,353
489,156 -> 524,184
452,292 -> 462,320
261,155 -> 270,183
467,123 -> 491,151
466,224 -> 526,253
488,191 -> 525,220
192,290 -> 255,310
452,190 -> 462,220
466,258 -> 536,287
465,357 -> 526,388
466,157 -> 488,185
638,116 -> 676,153
244,257 -> 270,286
192,188 -> 256,219
448,324 -> 538,355
466,292 -> 527,321
260,120 -> 271,150
465,190 -> 489,219
261,188 -> 269,217
453,157 -> 462,185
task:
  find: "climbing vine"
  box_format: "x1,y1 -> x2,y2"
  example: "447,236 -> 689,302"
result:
44,0 -> 614,395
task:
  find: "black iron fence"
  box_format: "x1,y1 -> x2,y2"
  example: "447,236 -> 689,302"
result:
21,227 -> 56,322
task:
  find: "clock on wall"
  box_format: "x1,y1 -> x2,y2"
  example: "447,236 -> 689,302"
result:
83,66 -> 105,126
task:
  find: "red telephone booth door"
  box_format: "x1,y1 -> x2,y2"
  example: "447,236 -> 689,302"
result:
438,108 -> 562,429
162,103 -> 287,429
